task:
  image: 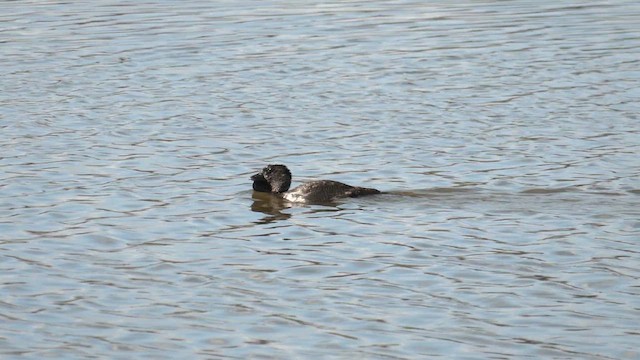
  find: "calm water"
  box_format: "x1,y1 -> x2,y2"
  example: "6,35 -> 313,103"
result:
2,1 -> 639,359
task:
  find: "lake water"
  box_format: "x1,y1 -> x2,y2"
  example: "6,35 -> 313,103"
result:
1,1 -> 639,359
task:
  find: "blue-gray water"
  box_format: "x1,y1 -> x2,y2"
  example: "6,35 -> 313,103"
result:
2,1 -> 639,359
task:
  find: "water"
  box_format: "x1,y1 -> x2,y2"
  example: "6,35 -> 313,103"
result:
2,1 -> 639,359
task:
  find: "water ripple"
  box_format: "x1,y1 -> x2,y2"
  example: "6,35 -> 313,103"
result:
2,0 -> 640,359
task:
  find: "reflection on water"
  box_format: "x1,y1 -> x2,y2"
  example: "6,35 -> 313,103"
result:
251,191 -> 292,222
2,0 -> 640,359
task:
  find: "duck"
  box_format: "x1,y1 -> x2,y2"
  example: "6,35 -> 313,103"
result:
251,164 -> 381,203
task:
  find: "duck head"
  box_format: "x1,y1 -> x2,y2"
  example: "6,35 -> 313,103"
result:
251,164 -> 292,193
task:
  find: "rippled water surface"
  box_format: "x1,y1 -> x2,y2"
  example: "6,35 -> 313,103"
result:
2,1 -> 640,359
